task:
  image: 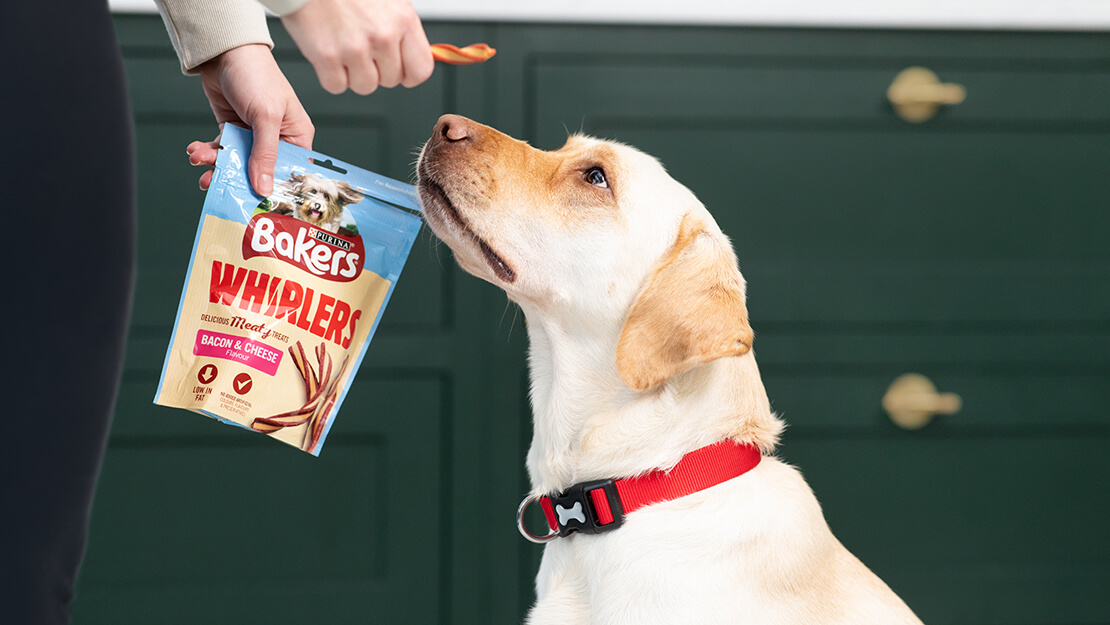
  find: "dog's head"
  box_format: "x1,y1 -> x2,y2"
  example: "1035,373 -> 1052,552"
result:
418,115 -> 753,392
283,172 -> 362,228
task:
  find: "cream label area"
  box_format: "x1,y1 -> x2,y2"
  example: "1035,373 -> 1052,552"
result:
158,213 -> 391,454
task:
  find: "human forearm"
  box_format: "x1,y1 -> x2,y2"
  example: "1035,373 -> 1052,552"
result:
154,0 -> 274,74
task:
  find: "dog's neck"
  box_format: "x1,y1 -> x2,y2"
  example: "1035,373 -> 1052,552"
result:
522,308 -> 783,495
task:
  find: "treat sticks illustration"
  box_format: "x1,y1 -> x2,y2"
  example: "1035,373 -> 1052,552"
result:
252,340 -> 349,452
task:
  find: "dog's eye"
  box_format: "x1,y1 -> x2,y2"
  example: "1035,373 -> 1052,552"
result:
584,167 -> 608,188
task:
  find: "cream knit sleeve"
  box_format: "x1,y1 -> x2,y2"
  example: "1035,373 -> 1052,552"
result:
257,0 -> 312,15
155,0 -> 275,74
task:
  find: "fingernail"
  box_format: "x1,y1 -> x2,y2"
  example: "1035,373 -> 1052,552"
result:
258,173 -> 273,196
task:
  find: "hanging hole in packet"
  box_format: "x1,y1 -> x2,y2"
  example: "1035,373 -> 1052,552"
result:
154,124 -> 423,455
310,157 -> 348,174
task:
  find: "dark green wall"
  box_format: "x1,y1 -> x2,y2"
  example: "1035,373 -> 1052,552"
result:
74,16 -> 1109,624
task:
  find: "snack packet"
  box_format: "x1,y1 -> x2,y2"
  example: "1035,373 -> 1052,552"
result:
155,124 -> 422,455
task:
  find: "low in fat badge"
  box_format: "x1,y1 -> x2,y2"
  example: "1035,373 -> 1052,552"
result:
197,364 -> 218,385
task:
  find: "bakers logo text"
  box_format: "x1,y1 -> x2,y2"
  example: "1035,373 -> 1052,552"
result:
243,214 -> 365,282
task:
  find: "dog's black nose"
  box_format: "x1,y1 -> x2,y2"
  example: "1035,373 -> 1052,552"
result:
437,114 -> 474,143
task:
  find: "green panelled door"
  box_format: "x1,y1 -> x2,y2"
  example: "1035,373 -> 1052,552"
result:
75,16 -> 1108,625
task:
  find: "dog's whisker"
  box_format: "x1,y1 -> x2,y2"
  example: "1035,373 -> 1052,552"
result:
508,305 -> 522,342
424,231 -> 449,272
499,298 -> 513,335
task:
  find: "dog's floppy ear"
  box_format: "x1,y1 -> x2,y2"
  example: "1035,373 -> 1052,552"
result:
617,214 -> 753,392
279,172 -> 305,194
271,172 -> 299,194
336,181 -> 363,206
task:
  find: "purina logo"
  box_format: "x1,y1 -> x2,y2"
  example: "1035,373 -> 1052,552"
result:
242,213 -> 365,282
310,227 -> 353,251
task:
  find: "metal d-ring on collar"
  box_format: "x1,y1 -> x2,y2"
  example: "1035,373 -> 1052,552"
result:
517,494 -> 559,543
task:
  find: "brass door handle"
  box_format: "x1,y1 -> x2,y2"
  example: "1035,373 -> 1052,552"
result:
882,373 -> 962,430
887,67 -> 966,123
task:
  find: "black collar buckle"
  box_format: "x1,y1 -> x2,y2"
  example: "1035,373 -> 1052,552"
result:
548,479 -> 625,537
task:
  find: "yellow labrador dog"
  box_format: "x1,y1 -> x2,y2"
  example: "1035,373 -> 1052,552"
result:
418,115 -> 922,625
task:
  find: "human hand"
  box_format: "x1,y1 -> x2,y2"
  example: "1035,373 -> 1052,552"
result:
281,0 -> 435,95
187,44 -> 315,195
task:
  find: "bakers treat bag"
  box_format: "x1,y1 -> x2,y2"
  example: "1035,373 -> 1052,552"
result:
155,124 -> 422,455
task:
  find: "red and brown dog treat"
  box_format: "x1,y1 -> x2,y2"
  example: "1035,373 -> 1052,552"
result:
430,43 -> 497,65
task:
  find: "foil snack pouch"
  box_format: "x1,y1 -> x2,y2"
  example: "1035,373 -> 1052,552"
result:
155,124 -> 422,454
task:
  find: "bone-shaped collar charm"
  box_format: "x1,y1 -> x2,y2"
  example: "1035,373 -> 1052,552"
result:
555,501 -> 586,526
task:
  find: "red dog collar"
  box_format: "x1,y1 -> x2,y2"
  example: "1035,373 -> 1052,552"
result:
517,440 -> 761,543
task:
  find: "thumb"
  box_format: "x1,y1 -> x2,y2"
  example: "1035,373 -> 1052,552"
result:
247,117 -> 281,196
